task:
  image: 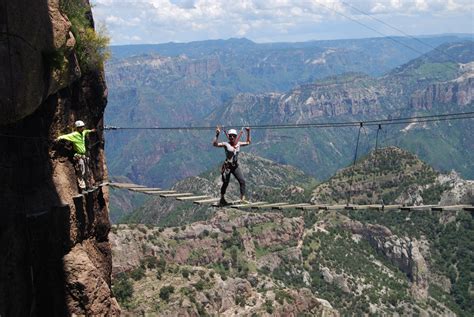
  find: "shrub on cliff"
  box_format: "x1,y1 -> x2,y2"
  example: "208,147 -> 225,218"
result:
60,0 -> 110,72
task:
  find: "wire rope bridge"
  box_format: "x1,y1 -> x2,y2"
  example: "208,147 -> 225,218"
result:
102,111 -> 474,213
105,182 -> 474,213
100,112 -> 474,212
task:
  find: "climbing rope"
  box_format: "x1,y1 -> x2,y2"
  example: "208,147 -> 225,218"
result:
347,122 -> 363,206
3,111 -> 473,140
371,124 -> 382,204
103,111 -> 474,131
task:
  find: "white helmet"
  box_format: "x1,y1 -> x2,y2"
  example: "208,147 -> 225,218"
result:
75,120 -> 85,128
228,129 -> 238,136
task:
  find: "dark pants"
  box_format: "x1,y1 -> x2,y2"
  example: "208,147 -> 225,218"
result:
221,165 -> 246,197
73,154 -> 93,190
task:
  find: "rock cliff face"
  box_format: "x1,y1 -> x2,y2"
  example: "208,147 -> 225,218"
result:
340,220 -> 429,300
411,64 -> 474,110
210,74 -> 385,125
0,0 -> 118,315
110,210 -> 338,316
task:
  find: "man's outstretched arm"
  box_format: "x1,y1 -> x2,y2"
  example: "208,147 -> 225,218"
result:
213,126 -> 224,147
240,127 -> 251,146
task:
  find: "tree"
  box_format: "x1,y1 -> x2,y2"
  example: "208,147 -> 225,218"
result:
159,285 -> 175,301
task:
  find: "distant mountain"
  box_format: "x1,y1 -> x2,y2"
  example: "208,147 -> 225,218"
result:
110,35 -> 471,63
207,41 -> 474,180
104,38 -> 474,189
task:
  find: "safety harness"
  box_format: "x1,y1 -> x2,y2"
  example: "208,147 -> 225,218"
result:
221,127 -> 244,175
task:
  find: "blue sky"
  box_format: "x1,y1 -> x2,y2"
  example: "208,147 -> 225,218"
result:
90,0 -> 474,45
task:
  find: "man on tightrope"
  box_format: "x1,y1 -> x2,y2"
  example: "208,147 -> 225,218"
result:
213,126 -> 251,206
56,120 -> 96,193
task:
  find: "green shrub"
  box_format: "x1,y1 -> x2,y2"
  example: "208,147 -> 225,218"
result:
140,256 -> 161,270
275,290 -> 294,305
159,285 -> 175,301
130,266 -> 145,281
112,273 -> 133,305
194,279 -> 206,291
60,0 -> 110,72
264,299 -> 274,314
235,294 -> 246,307
182,268 -> 190,279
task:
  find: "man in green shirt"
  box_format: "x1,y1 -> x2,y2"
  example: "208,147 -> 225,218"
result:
56,120 -> 96,192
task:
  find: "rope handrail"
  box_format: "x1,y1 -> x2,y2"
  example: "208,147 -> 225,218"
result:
102,111 -> 474,131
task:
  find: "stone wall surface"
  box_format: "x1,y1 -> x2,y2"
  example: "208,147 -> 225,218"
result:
0,0 -> 119,315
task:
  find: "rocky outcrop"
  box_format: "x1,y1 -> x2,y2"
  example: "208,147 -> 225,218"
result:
0,0 -> 118,315
110,210 -> 304,274
0,0 -> 80,125
214,74 -> 385,125
341,220 -> 429,300
411,66 -> 474,110
110,210 -> 338,316
438,171 -> 474,205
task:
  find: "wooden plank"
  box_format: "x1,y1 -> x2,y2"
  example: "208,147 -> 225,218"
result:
85,187 -> 99,193
383,204 -> 402,210
109,183 -> 145,189
211,200 -> 242,207
352,204 -> 375,210
177,195 -> 210,201
431,205 -> 471,211
130,187 -> 162,192
273,203 -> 311,210
367,204 -> 402,210
298,205 -> 327,210
252,202 -> 289,209
194,198 -> 220,205
344,205 -> 359,210
160,193 -> 194,198
326,205 -> 348,210
402,205 -> 437,211
142,190 -> 176,195
231,202 -> 267,208
367,204 -> 384,210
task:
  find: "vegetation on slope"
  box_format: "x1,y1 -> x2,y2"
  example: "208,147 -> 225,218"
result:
60,0 -> 110,71
111,204 -> 472,315
311,146 -> 450,205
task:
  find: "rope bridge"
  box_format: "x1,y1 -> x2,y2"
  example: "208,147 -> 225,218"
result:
106,182 -> 474,213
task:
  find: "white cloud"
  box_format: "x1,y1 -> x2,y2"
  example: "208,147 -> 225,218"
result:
90,0 -> 474,45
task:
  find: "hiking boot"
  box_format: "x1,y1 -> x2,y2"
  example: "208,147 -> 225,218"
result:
219,197 -> 228,206
78,178 -> 86,190
240,196 -> 249,204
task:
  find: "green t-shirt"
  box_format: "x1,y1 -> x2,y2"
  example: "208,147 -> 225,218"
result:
57,129 -> 92,155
